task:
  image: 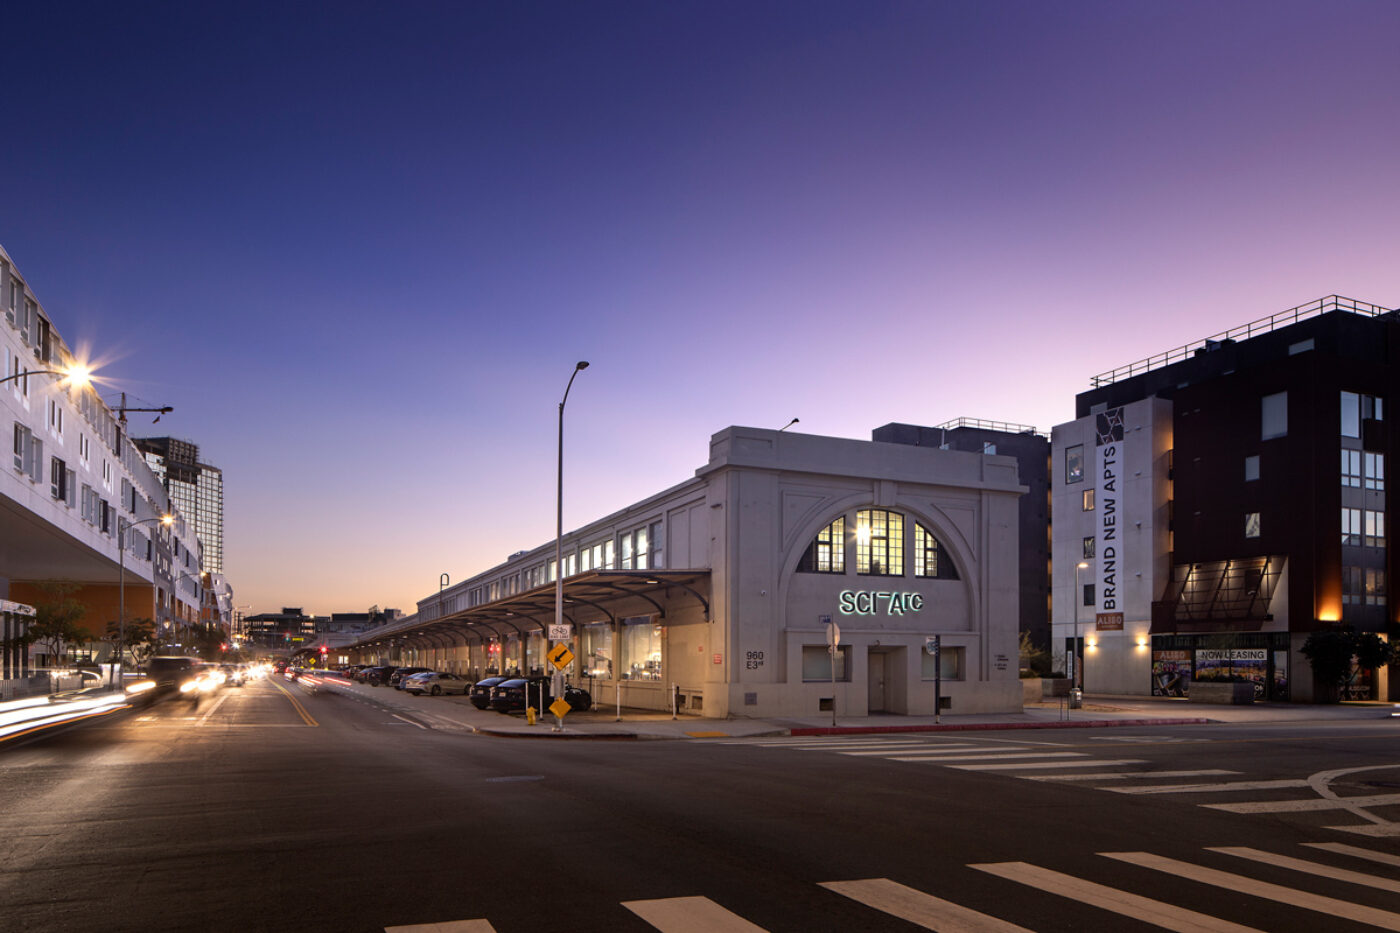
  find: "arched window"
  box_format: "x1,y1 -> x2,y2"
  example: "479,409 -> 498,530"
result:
914,522 -> 959,579
856,509 -> 903,576
797,517 -> 845,573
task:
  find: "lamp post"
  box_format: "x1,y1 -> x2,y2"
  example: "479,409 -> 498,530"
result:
0,364 -> 91,391
553,361 -> 589,729
116,514 -> 174,689
1074,560 -> 1090,698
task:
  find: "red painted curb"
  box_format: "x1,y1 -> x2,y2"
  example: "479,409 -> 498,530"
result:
788,717 -> 1210,736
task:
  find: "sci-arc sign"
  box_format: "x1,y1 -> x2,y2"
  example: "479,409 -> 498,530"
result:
838,590 -> 924,616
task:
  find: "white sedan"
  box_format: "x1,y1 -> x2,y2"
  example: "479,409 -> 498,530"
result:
403,672 -> 471,696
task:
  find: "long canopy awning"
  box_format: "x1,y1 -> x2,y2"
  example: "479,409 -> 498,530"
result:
352,570 -> 712,650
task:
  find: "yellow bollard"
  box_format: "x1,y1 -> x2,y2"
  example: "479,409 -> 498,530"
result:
526,706 -> 537,726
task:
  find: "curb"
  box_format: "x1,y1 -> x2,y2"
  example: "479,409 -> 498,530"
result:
473,727 -> 640,740
789,717 -> 1211,736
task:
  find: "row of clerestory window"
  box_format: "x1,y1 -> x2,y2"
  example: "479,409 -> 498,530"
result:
797,509 -> 959,579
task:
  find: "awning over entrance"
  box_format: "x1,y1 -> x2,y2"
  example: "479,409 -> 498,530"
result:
353,570 -> 711,651
1155,556 -> 1284,630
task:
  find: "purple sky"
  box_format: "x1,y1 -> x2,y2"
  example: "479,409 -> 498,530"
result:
3,1 -> 1397,616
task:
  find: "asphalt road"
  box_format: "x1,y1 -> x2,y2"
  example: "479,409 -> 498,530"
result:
2,677 -> 1399,932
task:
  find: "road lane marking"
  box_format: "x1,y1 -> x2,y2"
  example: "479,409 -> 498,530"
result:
950,759 -> 1146,771
267,678 -> 318,726
890,751 -> 1086,763
970,861 -> 1260,933
392,714 -> 427,730
1101,851 -> 1400,930
196,693 -> 230,726
385,920 -> 497,932
622,896 -> 767,932
1303,842 -> 1400,868
838,745 -> 984,756
821,878 -> 1032,932
1306,764 -> 1400,835
1209,846 -> 1400,893
1203,793 -> 1400,814
1107,779 -> 1309,795
1027,770 -> 1240,782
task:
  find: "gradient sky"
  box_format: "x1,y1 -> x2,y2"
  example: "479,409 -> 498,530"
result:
3,1 -> 1397,616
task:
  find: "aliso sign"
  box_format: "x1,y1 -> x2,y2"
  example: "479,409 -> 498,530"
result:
838,590 -> 924,616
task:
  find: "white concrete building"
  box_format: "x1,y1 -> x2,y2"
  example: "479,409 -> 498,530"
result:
0,244 -> 199,687
355,425 -> 1026,718
1051,398 -> 1173,694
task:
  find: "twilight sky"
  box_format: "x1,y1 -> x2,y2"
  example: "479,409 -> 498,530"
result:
2,1 -> 1397,616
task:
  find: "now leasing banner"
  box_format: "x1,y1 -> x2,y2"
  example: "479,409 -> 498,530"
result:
1096,408 -> 1126,630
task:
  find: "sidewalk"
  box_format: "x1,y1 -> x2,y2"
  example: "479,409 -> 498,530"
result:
310,676 -> 1397,741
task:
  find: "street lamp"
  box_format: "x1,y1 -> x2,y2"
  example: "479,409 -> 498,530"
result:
553,361 -> 589,728
116,514 -> 174,689
1074,561 -> 1090,695
0,363 -> 92,391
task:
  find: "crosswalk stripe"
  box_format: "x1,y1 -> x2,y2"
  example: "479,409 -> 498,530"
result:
1107,779 -> 1309,795
1209,846 -> 1400,893
622,896 -> 767,932
821,878 -> 1032,932
1324,822 -> 1400,837
951,759 -> 1146,771
891,751 -> 1086,763
1203,793 -> 1400,814
1027,769 -> 1240,782
384,920 -> 497,932
1101,851 -> 1400,931
970,861 -> 1260,933
1303,842 -> 1400,868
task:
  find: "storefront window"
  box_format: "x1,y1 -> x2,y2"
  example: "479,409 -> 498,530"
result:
801,645 -> 850,681
920,646 -> 963,680
525,631 -> 544,674
582,624 -> 613,679
620,617 -> 661,680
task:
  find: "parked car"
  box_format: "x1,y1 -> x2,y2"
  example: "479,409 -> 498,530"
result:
468,676 -> 511,710
362,665 -> 397,686
489,677 -> 592,714
389,667 -> 432,689
404,672 -> 471,696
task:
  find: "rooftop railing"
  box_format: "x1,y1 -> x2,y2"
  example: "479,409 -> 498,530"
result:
932,416 -> 1044,436
1089,295 -> 1394,388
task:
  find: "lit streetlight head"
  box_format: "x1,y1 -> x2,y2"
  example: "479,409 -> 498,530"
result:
1077,561 -> 1089,569
62,363 -> 92,390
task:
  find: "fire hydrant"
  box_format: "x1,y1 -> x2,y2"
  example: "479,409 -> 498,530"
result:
526,706 -> 537,726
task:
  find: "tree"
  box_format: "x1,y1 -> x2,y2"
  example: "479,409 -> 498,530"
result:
1018,631 -> 1052,677
23,582 -> 89,668
1301,627 -> 1399,702
186,623 -> 228,660
105,616 -> 157,668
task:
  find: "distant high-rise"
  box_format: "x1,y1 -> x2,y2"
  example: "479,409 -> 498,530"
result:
135,437 -> 225,574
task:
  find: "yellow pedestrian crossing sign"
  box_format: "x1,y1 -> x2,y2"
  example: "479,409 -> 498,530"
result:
547,642 -> 574,670
549,697 -> 572,718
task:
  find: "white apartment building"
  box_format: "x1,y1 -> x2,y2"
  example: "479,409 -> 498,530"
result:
353,426 -> 1026,718
0,244 -> 201,686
